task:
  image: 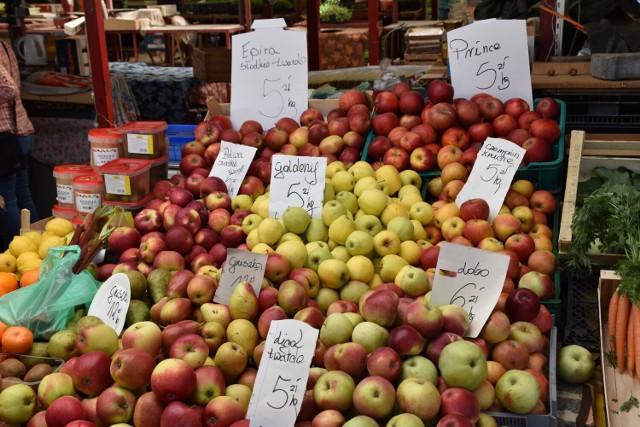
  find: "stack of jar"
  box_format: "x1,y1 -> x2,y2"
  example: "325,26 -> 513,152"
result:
52,121 -> 169,224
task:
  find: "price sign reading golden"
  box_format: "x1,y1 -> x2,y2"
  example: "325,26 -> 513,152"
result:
247,320 -> 318,427
269,155 -> 327,219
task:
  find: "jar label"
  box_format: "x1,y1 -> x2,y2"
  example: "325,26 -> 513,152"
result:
56,184 -> 74,204
75,192 -> 102,214
127,134 -> 154,155
104,174 -> 132,196
93,147 -> 120,167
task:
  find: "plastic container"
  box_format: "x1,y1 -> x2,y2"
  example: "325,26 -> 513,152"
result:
52,164 -> 95,209
73,173 -> 104,218
52,204 -> 76,221
89,128 -> 124,169
119,121 -> 168,159
99,158 -> 152,203
102,193 -> 155,227
150,154 -> 169,189
167,124 -> 196,165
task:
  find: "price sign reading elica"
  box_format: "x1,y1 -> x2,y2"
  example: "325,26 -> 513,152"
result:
230,18 -> 308,130
214,249 -> 267,304
269,154 -> 327,219
430,242 -> 509,338
448,19 -> 533,108
88,273 -> 131,335
455,137 -> 525,221
209,141 -> 257,199
248,319 -> 319,427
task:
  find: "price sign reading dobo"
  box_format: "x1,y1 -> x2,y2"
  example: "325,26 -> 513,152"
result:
209,141 -> 257,199
269,154 -> 327,219
448,19 -> 533,108
455,137 -> 525,222
88,273 -> 131,335
230,18 -> 308,129
430,242 -> 509,338
248,319 -> 318,427
214,249 -> 267,304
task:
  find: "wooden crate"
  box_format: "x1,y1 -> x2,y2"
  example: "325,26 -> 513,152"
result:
598,270 -> 640,426
558,131 -> 640,264
193,47 -> 231,83
103,19 -> 141,31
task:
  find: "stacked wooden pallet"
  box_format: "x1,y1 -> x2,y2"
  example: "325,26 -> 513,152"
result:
403,26 -> 443,64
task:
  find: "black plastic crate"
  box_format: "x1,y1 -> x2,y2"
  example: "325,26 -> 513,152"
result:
563,270 -> 601,352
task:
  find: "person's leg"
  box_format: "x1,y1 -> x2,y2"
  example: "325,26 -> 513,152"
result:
16,135 -> 39,222
0,173 -> 19,251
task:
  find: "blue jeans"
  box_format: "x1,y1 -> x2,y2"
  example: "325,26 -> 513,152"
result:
0,134 -> 39,251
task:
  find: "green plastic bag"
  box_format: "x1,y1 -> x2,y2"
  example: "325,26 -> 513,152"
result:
0,245 -> 99,340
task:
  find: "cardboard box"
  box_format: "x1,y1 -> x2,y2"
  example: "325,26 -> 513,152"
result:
598,270 -> 640,426
193,47 -> 231,83
55,36 -> 90,76
103,19 -> 141,31
559,131 -> 640,264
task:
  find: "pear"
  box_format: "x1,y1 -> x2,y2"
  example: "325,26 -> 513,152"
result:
121,270 -> 148,299
147,268 -> 172,304
23,342 -> 50,369
228,282 -> 258,321
73,315 -> 103,334
226,319 -> 259,355
125,299 -> 151,327
48,330 -> 80,361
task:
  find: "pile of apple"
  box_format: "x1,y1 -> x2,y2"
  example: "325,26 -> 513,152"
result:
366,80 -> 563,173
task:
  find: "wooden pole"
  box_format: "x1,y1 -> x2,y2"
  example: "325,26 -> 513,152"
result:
307,0 -> 320,71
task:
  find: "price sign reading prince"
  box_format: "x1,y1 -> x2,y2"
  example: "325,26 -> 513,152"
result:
430,243 -> 509,338
269,155 -> 327,219
248,319 -> 318,427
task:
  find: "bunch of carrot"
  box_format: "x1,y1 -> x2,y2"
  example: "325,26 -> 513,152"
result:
609,290 -> 640,378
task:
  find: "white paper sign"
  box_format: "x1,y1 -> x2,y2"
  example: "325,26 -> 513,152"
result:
209,141 -> 258,198
269,154 -> 327,219
214,248 -> 267,304
455,137 -> 525,221
230,19 -> 308,129
87,273 -> 131,335
430,243 -> 509,338
248,319 -> 319,427
448,19 -> 534,108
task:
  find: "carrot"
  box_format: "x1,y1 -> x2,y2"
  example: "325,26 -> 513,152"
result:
634,305 -> 640,381
610,291 -> 621,338
617,294 -> 631,373
628,308 -> 635,376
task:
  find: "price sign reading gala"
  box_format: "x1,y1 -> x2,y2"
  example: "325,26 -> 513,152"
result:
430,242 -> 509,338
269,154 -> 327,219
214,249 -> 267,304
88,273 -> 131,335
230,18 -> 308,130
448,19 -> 533,108
455,137 -> 525,221
248,319 -> 319,427
209,141 -> 257,199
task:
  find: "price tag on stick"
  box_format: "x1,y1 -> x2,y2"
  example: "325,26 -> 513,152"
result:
455,137 -> 525,221
209,140 -> 258,199
88,273 -> 131,335
248,319 -> 319,427
430,242 -> 509,338
214,249 -> 267,304
269,154 -> 327,219
448,19 -> 534,108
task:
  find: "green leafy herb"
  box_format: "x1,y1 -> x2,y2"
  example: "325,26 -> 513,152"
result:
605,349 -> 618,369
621,396 -> 639,412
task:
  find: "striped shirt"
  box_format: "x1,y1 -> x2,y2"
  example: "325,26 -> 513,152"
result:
0,40 -> 34,136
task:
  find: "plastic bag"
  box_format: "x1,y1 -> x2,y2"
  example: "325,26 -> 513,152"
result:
0,245 -> 99,340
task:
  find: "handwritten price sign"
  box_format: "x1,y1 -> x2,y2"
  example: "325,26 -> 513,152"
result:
248,319 -> 319,427
430,243 -> 509,337
87,273 -> 131,335
456,137 -> 525,221
269,154 -> 327,219
214,249 -> 267,304
230,19 -> 308,129
448,19 -> 533,108
209,141 -> 257,199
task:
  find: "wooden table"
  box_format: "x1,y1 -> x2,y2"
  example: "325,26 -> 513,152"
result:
531,61 -> 640,91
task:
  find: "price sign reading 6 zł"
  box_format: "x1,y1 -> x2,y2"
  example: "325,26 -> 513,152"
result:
248,319 -> 319,427
269,154 -> 327,219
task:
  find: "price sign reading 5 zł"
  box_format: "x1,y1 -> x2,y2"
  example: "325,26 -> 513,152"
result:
248,319 -> 319,427
269,154 -> 327,219
430,242 -> 509,338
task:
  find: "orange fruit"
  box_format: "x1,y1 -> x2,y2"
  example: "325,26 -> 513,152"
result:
2,325 -> 34,354
0,272 -> 18,296
0,321 -> 7,341
19,269 -> 39,288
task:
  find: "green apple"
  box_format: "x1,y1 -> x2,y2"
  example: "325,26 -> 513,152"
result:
307,247 -> 333,272
340,280 -> 371,303
351,321 -> 389,353
318,258 -> 350,289
282,206 -> 312,234
331,170 -> 357,193
354,214 -> 384,237
345,230 -> 375,256
320,312 -> 354,347
379,254 -> 409,283
344,312 -> 364,327
349,161 -> 375,181
313,370 -> 355,412
346,255 -> 375,284
252,242 -> 274,254
495,369 -> 540,414
331,245 -> 351,263
326,160 -> 347,179
557,344 -> 595,384
322,200 -> 348,227
438,340 -> 488,391
276,239 -> 308,269
0,384 -> 37,423
409,201 -> 434,225
396,377 -> 441,421
231,194 -> 253,211
399,169 -> 423,187
257,217 -> 284,245
386,413 -> 426,427
386,216 -> 414,242
336,191 -> 359,215
396,266 -> 430,297
354,176 -> 381,197
400,355 -> 439,384
241,213 -> 263,235
328,215 -> 356,246
373,230 -> 401,256
324,182 -> 336,202
316,287 -> 340,314
358,188 -> 388,216
375,165 -> 402,195
343,415 -> 380,427
305,218 -> 328,242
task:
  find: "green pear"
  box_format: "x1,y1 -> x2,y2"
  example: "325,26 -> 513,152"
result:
147,268 -> 172,304
226,318 -> 259,355
228,281 -> 259,321
48,330 -> 79,361
73,315 -> 104,334
120,270 -> 148,300
125,299 -> 151,327
282,206 -> 312,234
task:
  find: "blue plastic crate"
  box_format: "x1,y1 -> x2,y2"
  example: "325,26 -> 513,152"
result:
168,124 -> 196,165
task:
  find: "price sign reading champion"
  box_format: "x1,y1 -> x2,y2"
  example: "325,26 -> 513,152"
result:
248,319 -> 319,427
430,242 -> 509,338
214,249 -> 267,304
269,154 -> 327,220
455,137 -> 525,222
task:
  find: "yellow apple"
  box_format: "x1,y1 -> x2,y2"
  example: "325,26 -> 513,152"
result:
375,164 -> 402,195
380,203 -> 410,226
511,179 -> 535,198
411,219 -> 427,241
324,182 -> 336,202
231,194 -> 253,211
276,239 -> 307,269
252,242 -> 274,254
322,200 -> 348,227
379,254 -> 409,283
331,245 -> 351,263
305,218 -> 328,242
395,265 -> 430,297
354,176 -> 381,197
433,202 -> 460,228
328,215 -> 356,246
331,170 -> 357,193
257,217 -> 284,245
345,230 -> 375,256
335,191 -> 359,215
398,191 -> 424,210
316,287 -> 340,314
346,255 -> 375,284
409,201 -> 434,226
399,169 -> 423,187
326,161 -> 347,179
386,216 -> 414,242
318,258 -> 350,289
373,230 -> 401,256
340,280 -> 370,303
358,188 -> 388,216
399,240 -> 422,265
348,161 -> 375,181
